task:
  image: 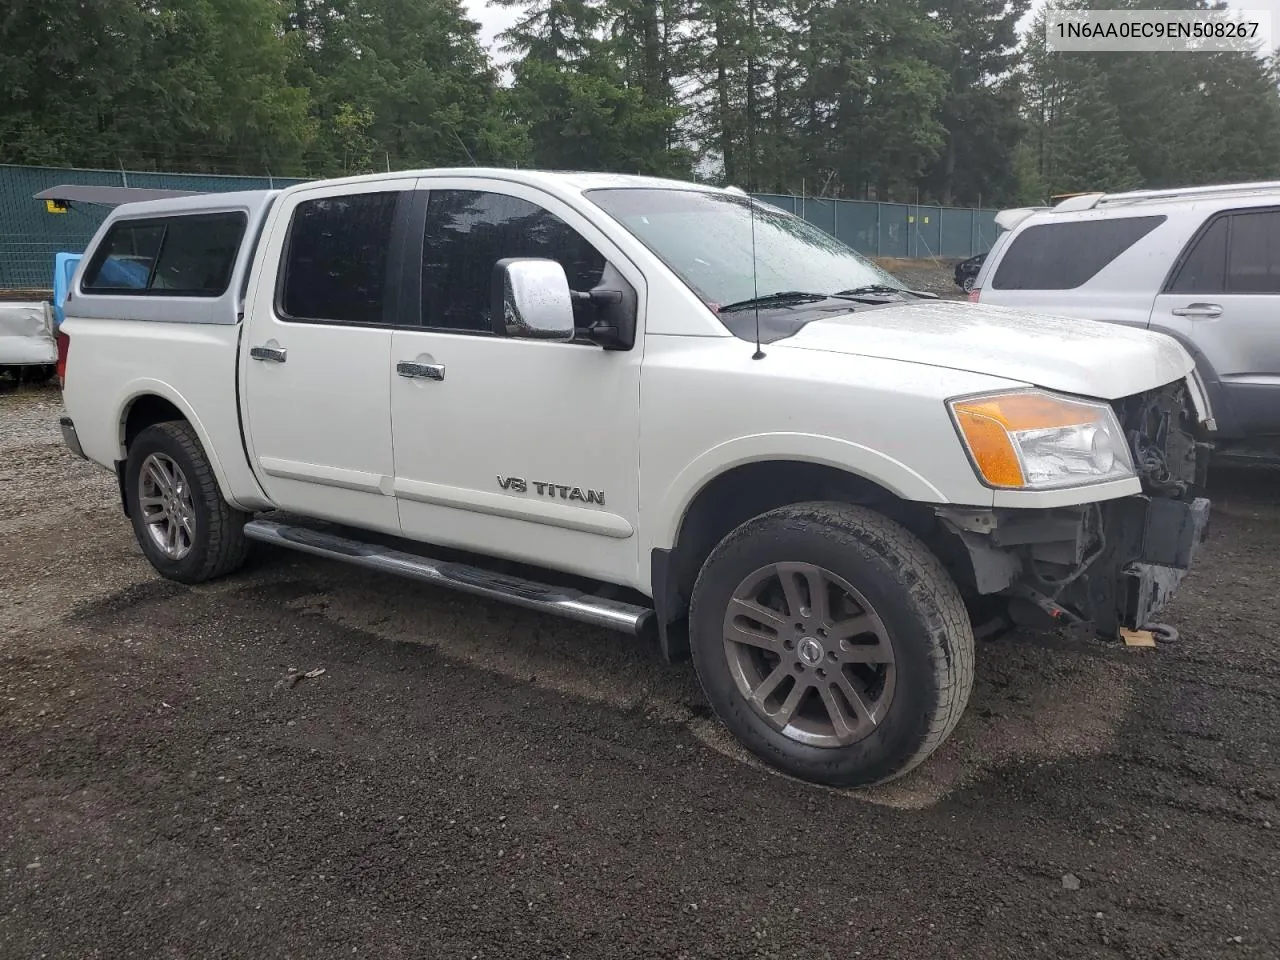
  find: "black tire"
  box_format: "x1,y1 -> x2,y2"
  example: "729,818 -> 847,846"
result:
125,421 -> 251,584
689,502 -> 975,787
962,275 -> 976,293
17,365 -> 54,385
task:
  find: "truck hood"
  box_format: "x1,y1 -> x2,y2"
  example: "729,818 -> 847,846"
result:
776,300 -> 1194,400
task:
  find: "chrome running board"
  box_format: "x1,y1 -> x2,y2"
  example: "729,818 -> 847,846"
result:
243,518 -> 654,635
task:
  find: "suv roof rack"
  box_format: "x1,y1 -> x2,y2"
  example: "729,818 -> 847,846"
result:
1094,180 -> 1280,207
1011,180 -> 1280,218
1048,193 -> 1105,212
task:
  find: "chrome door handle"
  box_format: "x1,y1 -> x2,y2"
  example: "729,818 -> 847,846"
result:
397,361 -> 445,381
249,345 -> 288,363
1171,303 -> 1223,319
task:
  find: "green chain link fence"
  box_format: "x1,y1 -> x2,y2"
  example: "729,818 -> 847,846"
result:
0,164 -> 306,289
752,193 -> 1000,260
0,163 -> 999,290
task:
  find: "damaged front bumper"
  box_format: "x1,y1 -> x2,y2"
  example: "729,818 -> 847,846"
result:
937,377 -> 1213,639
1116,495 -> 1210,631
940,493 -> 1211,638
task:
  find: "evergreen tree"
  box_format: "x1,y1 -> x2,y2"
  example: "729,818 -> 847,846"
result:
1,0 -> 312,173
1019,0 -> 1280,199
1049,65 -> 1141,193
497,0 -> 689,174
288,0 -> 524,173
920,0 -> 1030,204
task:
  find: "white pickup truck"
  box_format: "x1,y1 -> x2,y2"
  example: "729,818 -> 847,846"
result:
58,169 -> 1212,787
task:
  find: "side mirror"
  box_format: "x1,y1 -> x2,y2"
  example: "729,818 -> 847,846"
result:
490,258 -> 575,342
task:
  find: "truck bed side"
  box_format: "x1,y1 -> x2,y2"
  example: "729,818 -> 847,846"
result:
59,190 -> 279,512
60,318 -> 271,511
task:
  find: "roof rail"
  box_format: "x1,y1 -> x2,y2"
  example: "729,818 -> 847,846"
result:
1095,180 -> 1280,206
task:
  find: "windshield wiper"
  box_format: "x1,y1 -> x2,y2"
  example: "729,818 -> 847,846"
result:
834,284 -> 937,300
718,291 -> 837,312
720,284 -> 937,314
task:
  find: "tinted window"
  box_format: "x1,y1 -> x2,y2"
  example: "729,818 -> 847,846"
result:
1168,217 -> 1228,294
421,190 -> 606,333
1226,210 -> 1280,294
991,216 -> 1166,290
280,192 -> 400,324
82,213 -> 246,296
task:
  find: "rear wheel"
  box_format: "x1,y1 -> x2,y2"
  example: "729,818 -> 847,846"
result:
689,502 -> 974,787
125,421 -> 251,583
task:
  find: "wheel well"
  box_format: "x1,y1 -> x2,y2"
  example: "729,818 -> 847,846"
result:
122,395 -> 186,450
653,461 -> 979,655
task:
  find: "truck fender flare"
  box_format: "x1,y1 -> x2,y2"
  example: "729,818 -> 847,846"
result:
116,379 -> 241,510
651,432 -> 951,555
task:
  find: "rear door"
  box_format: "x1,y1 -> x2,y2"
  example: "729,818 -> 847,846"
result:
240,179 -> 415,534
1151,208 -> 1280,437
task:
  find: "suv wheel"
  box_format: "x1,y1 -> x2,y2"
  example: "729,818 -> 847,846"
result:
689,502 -> 974,787
125,421 -> 251,583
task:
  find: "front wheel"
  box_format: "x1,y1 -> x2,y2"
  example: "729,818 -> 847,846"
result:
689,502 -> 974,787
125,421 -> 251,583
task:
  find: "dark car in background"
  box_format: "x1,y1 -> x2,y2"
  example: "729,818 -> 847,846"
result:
954,251 -> 986,292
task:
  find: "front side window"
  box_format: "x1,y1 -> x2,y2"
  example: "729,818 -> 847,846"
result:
1167,209 -> 1280,296
420,190 -> 607,333
585,188 -> 902,309
1226,210 -> 1280,294
280,191 -> 401,324
82,213 -> 246,296
991,215 -> 1166,290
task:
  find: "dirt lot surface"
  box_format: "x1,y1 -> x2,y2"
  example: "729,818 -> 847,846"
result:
878,258 -> 968,299
2,384 -> 1278,959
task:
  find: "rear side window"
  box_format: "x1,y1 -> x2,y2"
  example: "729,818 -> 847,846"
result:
279,191 -> 401,325
1168,217 -> 1228,293
991,215 -> 1166,290
82,213 -> 247,296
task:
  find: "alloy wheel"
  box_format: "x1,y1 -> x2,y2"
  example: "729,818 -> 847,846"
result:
138,452 -> 196,561
722,562 -> 896,747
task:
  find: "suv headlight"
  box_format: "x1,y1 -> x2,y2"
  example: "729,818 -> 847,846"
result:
948,390 -> 1134,490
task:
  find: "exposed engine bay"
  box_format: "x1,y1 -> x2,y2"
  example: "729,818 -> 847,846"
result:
938,380 -> 1212,638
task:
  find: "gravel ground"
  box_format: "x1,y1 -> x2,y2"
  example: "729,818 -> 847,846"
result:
878,258 -> 968,299
2,383 -> 1278,959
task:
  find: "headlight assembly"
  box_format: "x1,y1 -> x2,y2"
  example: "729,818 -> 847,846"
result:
949,390 -> 1135,490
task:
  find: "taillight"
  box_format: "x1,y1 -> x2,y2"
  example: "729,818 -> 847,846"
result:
967,288 -> 980,303
56,331 -> 70,386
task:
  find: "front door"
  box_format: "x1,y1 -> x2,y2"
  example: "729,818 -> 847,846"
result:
241,179 -> 415,534
389,179 -> 645,587
1151,207 -> 1280,438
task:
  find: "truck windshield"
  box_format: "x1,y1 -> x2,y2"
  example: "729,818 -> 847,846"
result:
585,188 -> 904,310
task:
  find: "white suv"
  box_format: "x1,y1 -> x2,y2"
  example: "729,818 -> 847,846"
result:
974,182 -> 1280,458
